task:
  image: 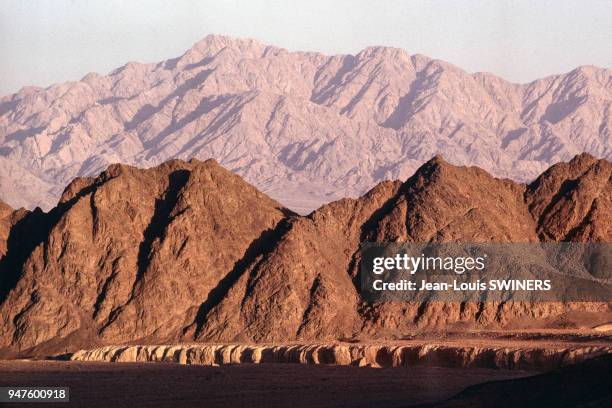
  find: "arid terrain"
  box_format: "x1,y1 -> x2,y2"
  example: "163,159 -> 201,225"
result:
0,360 -> 535,408
0,35 -> 610,213
1,350 -> 610,407
67,331 -> 612,366
0,149 -> 610,407
0,7 -> 610,405
431,354 -> 612,408
0,153 -> 610,357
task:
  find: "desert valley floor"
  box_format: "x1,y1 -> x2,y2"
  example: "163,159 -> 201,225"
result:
1,330 -> 611,407
0,360 -> 535,408
2,352 -> 611,407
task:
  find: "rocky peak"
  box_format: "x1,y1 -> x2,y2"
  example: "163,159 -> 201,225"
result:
0,35 -> 610,213
526,153 -> 611,241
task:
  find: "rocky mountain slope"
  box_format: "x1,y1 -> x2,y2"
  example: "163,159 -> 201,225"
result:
0,35 -> 610,213
0,154 -> 609,356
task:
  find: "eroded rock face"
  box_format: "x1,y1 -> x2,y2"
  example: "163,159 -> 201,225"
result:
0,200 -> 14,257
0,35 -> 610,213
0,155 -> 610,355
526,153 -> 611,241
70,343 -> 612,371
0,159 -> 288,352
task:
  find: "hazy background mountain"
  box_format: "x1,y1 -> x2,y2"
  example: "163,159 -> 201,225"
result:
0,35 -> 610,213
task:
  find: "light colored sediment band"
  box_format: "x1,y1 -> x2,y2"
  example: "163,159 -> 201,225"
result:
71,343 -> 612,371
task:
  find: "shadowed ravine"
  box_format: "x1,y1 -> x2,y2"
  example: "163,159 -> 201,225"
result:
0,154 -> 611,356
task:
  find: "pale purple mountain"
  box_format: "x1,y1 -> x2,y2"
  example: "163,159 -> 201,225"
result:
0,35 -> 610,213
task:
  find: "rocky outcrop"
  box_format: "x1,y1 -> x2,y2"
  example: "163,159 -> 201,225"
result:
194,154 -> 610,344
526,153 -> 611,241
0,155 -> 610,356
70,342 -> 612,371
0,158 -> 289,353
0,35 -> 610,213
0,200 -> 14,257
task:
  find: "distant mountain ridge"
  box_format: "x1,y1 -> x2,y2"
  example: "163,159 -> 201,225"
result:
0,34 -> 610,213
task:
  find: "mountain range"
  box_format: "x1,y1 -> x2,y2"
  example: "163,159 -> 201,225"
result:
0,153 -> 609,356
0,35 -> 610,213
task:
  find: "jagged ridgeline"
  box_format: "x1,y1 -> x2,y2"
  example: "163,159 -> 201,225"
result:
0,154 -> 610,356
0,35 -> 610,214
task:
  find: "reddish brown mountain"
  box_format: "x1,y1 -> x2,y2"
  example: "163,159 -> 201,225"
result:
0,159 -> 289,354
0,200 -> 13,257
0,154 -> 610,356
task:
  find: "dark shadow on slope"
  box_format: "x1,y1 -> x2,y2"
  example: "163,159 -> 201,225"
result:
565,202 -> 599,244
0,99 -> 18,117
349,158 -> 447,318
310,55 -> 357,104
501,128 -> 528,149
277,139 -> 335,172
0,181 -> 103,305
124,69 -> 214,131
143,93 -> 237,160
98,96 -> 124,105
346,188 -> 404,288
542,96 -> 587,125
135,169 -> 190,281
184,56 -> 214,71
530,179 -> 578,240
295,274 -> 322,336
368,156 -> 448,237
347,161 -> 438,291
382,61 -> 440,130
171,93 -> 252,159
0,209 -> 47,304
191,218 -> 292,338
163,57 -> 180,70
96,169 -> 191,329
424,354 -> 612,408
5,126 -> 45,143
